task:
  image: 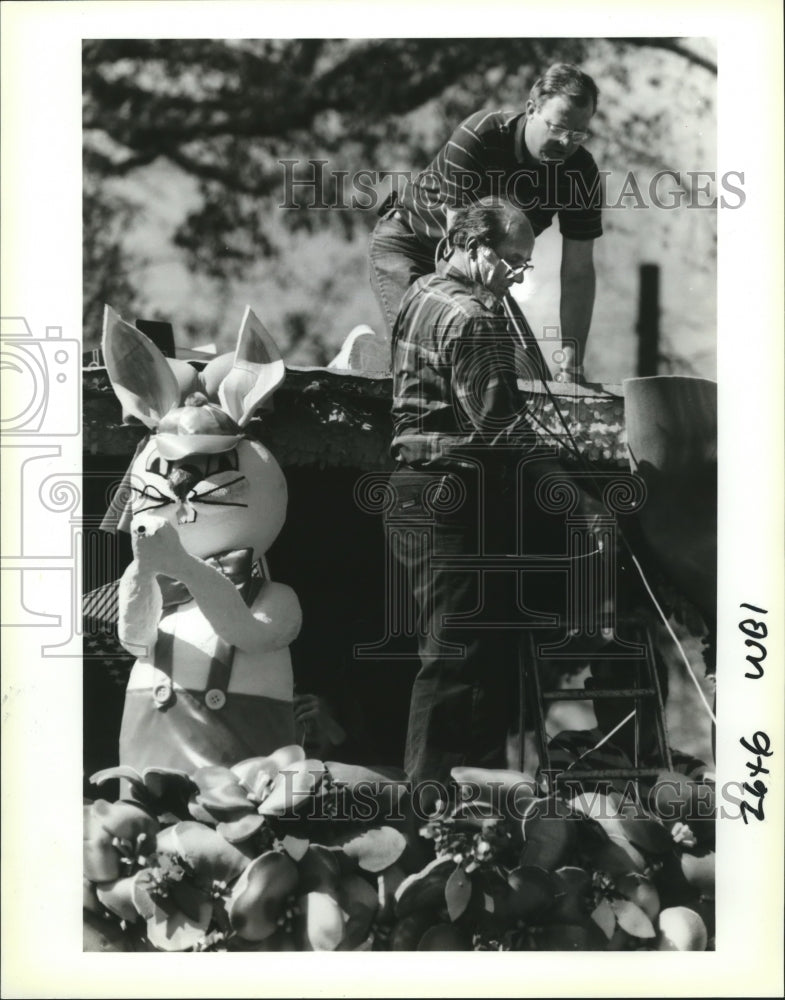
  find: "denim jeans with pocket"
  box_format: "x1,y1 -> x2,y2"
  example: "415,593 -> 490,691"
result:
386,466 -> 520,799
368,212 -> 436,337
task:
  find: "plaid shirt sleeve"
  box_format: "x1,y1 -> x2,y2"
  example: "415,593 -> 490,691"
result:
452,312 -> 533,446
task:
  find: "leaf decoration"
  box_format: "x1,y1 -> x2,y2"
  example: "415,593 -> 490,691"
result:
339,826 -> 407,873
445,865 -> 472,922
170,878 -> 208,924
587,834 -> 647,877
417,923 -> 472,950
520,815 -> 577,871
591,899 -> 617,939
388,912 -> 439,951
506,866 -> 557,920
533,921 -> 608,951
610,898 -> 657,939
616,873 -> 661,921
394,856 -> 456,919
551,866 -> 593,923
619,816 -> 673,855
146,898 -> 212,951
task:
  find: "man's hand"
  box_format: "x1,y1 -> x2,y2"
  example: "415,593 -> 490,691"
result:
294,694 -> 347,751
131,514 -> 190,579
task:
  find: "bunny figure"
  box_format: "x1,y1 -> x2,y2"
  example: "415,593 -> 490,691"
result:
102,305 -> 301,773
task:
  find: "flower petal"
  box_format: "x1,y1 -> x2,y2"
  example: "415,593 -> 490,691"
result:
94,798 -> 159,851
296,845 -> 342,894
227,851 -> 299,942
90,765 -> 144,792
232,746 -> 305,791
657,906 -> 708,951
132,870 -> 158,921
194,783 -> 253,814
169,821 -> 250,885
336,874 -> 379,951
96,875 -> 140,923
192,765 -> 236,790
611,898 -> 657,939
679,850 -> 715,898
216,812 -> 266,844
451,765 -> 539,820
302,890 -> 344,951
338,826 -> 407,873
141,767 -> 195,804
84,803 -> 120,883
258,759 -> 326,816
187,797 -> 217,825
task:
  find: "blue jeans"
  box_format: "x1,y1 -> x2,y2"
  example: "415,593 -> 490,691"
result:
387,466 -> 520,796
368,212 -> 435,336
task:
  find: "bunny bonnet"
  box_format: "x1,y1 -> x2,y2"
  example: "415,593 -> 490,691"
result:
101,305 -> 301,773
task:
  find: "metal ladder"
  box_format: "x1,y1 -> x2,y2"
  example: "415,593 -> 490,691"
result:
522,617 -> 673,798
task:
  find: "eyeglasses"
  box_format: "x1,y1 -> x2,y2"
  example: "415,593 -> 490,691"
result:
504,259 -> 535,279
481,245 -> 534,279
538,111 -> 591,144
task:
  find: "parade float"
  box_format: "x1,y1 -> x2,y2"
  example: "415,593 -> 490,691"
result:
83,309 -> 717,952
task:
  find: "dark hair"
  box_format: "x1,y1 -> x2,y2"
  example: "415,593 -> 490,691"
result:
529,63 -> 599,113
448,197 -> 531,251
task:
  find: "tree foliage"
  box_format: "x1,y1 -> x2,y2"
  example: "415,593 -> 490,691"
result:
82,37 -> 717,369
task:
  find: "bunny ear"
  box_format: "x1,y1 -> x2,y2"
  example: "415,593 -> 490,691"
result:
102,306 -> 179,428
218,306 -> 285,427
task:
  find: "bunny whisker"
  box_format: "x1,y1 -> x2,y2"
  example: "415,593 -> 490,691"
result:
191,498 -> 249,508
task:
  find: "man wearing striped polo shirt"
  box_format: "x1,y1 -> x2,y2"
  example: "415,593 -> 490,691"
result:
370,63 -> 601,383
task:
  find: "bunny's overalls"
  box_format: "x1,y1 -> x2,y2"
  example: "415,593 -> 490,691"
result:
119,548 -> 295,772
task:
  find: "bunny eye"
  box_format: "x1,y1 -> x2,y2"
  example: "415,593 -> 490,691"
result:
146,454 -> 171,478
204,450 -> 239,476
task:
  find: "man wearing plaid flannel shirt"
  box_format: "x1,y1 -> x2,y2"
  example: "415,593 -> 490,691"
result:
389,197 -> 543,802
